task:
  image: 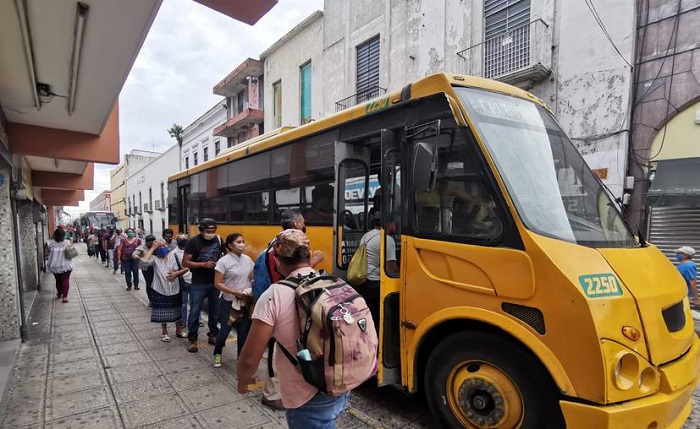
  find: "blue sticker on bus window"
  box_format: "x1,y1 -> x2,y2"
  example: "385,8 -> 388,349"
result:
579,274 -> 623,298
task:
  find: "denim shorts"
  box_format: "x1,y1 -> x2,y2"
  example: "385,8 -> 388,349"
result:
285,392 -> 348,429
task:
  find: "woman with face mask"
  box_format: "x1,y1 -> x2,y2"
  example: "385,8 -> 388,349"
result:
212,233 -> 254,368
141,240 -> 188,341
117,228 -> 142,291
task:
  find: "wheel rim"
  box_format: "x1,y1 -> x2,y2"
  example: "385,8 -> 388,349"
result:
446,360 -> 524,428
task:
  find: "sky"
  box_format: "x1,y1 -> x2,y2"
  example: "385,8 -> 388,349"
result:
64,0 -> 324,217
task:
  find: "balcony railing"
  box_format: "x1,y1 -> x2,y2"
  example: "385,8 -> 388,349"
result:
457,19 -> 552,85
335,86 -> 387,113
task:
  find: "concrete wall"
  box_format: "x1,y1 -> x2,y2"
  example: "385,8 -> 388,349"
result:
110,164 -> 127,227
126,144 -> 179,236
181,101 -> 227,170
262,12 -> 323,127
548,0 -> 635,199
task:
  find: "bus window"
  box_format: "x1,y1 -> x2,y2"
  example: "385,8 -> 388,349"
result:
411,125 -> 503,242
337,160 -> 369,268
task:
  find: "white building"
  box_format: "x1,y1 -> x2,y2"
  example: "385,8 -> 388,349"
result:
264,0 -> 635,198
126,144 -> 180,236
110,149 -> 161,228
181,100 -> 227,171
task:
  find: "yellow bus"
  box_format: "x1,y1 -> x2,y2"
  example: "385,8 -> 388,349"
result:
168,73 -> 699,428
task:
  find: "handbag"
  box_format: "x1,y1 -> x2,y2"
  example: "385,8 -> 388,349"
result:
64,244 -> 79,260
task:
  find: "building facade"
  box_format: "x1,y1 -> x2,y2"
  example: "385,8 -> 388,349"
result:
109,150 -> 160,228
261,12 -> 323,128
264,0 -> 635,201
180,101 -> 227,171
126,144 -> 179,236
212,58 -> 265,149
89,190 -> 111,211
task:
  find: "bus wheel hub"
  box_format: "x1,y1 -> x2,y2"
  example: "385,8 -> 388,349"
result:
449,363 -> 523,428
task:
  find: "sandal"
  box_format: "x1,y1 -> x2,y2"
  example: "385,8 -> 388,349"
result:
161,334 -> 171,342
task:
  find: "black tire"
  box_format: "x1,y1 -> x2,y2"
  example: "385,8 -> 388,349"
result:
424,331 -> 565,429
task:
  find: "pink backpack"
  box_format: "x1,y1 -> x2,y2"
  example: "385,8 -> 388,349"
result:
277,272 -> 378,396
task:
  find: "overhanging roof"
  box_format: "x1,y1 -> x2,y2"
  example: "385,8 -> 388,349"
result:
194,0 -> 278,25
647,158 -> 700,207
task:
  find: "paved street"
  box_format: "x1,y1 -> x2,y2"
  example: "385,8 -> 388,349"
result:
0,247 -> 698,429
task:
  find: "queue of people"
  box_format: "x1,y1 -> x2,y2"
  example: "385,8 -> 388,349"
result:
49,211 -> 384,429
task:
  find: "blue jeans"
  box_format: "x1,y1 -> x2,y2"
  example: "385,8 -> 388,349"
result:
213,298 -> 251,356
187,283 -> 219,341
181,282 -> 191,325
285,392 -> 348,429
121,259 -> 140,288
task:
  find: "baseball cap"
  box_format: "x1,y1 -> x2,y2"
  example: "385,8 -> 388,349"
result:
675,246 -> 696,257
198,218 -> 217,230
273,229 -> 309,258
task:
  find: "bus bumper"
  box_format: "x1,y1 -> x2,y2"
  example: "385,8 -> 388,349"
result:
561,337 -> 700,429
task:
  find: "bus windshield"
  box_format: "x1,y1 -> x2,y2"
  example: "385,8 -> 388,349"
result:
456,87 -> 636,248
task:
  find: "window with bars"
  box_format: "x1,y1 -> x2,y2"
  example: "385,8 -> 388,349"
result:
356,36 -> 380,102
483,0 -> 531,78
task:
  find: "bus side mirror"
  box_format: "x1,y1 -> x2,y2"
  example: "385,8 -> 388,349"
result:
412,141 -> 438,192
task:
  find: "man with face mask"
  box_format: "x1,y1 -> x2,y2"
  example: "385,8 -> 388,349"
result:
252,208 -> 324,410
675,246 -> 698,307
183,218 -> 223,353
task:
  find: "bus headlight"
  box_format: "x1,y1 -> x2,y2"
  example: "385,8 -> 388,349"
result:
613,352 -> 639,390
603,339 -> 659,403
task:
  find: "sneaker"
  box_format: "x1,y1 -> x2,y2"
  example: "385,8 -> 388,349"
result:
177,331 -> 188,338
261,397 -> 285,410
134,286 -> 140,290
126,286 -> 132,291
213,354 -> 222,367
187,342 -> 198,353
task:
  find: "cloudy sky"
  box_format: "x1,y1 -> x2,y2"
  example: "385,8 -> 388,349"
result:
65,0 -> 324,216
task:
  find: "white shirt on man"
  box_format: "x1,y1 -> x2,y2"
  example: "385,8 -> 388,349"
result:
359,229 -> 396,281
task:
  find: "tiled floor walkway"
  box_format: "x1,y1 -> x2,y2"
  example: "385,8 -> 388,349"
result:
0,250 -> 434,429
1,249 -> 698,428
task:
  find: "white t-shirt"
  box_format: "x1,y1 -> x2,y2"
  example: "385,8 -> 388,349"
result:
214,252 -> 254,301
252,266 -> 318,409
172,248 -> 192,284
359,229 -> 396,281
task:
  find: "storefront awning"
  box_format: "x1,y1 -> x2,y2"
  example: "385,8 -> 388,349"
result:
647,158 -> 700,207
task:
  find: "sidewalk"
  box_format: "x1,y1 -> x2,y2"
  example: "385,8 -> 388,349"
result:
0,248 -> 436,429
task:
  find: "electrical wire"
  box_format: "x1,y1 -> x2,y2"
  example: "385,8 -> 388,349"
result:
583,0 -> 633,69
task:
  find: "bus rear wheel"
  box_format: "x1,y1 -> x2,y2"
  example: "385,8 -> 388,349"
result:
424,331 -> 564,429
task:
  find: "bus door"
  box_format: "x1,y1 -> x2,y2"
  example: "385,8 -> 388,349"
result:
333,141 -> 370,279
379,129 -> 403,386
177,185 -> 190,235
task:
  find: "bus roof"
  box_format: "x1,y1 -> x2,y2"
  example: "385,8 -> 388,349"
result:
168,73 -> 545,182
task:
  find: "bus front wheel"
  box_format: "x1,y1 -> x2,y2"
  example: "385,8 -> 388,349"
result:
424,331 -> 564,429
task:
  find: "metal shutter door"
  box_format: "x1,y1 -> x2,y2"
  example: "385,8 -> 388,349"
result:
648,206 -> 700,273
